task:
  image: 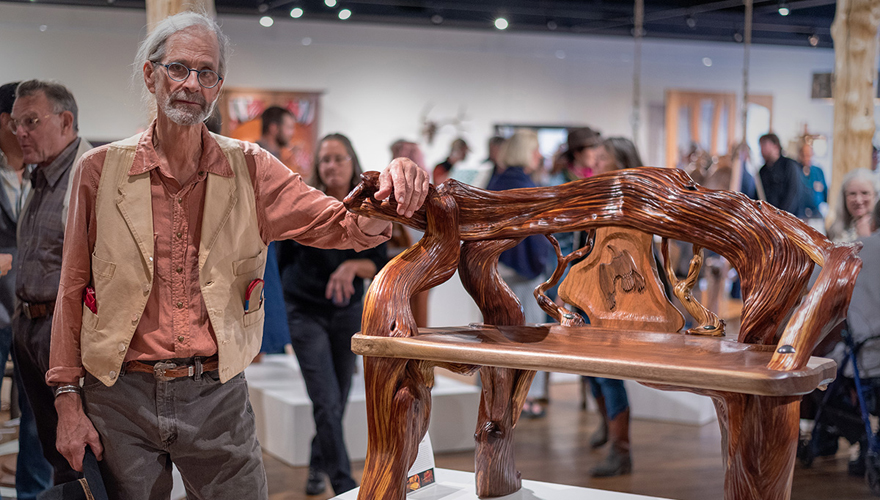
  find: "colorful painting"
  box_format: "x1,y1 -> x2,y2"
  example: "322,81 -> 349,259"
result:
218,88 -> 321,179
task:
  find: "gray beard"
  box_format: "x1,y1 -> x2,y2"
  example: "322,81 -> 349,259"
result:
161,90 -> 216,126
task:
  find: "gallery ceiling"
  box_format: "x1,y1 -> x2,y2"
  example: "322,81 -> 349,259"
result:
2,0 -> 837,48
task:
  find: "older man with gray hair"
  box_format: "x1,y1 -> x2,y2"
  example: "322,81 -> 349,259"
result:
48,11 -> 428,499
10,79 -> 91,492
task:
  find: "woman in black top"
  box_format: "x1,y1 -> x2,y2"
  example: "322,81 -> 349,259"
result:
278,133 -> 387,496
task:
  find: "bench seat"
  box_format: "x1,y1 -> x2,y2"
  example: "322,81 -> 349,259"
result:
353,325 -> 836,397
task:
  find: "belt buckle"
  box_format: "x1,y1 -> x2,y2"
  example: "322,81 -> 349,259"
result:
154,361 -> 177,381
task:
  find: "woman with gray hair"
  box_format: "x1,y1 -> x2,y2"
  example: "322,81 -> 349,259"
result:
827,168 -> 878,243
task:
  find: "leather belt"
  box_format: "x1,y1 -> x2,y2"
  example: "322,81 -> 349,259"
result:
21,301 -> 55,320
124,355 -> 219,381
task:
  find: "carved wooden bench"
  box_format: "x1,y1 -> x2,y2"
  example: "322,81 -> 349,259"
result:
342,167 -> 862,500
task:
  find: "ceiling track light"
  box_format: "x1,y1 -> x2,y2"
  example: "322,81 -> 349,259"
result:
778,1 -> 790,16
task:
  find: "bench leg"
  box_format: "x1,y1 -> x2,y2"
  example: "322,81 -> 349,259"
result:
474,366 -> 535,498
358,357 -> 433,500
712,393 -> 800,500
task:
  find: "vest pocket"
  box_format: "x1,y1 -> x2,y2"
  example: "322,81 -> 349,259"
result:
92,254 -> 117,279
233,253 -> 265,276
82,304 -> 99,332
243,306 -> 265,327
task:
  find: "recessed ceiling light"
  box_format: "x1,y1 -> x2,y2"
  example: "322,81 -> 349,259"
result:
546,20 -> 557,30
494,17 -> 508,30
338,8 -> 351,20
325,0 -> 336,7
302,37 -> 312,46
290,7 -> 303,18
39,24 -> 47,31
259,16 -> 274,27
555,50 -> 566,59
686,15 -> 696,28
702,57 -> 712,67
808,34 -> 819,46
431,14 -> 443,25
257,3 -> 268,13
733,32 -> 743,42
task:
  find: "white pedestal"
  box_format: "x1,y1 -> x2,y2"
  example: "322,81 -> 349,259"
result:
546,374 -> 717,426
332,468 -> 672,500
246,355 -> 481,467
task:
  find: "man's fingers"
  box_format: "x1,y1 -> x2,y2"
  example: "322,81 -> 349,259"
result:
375,168 -> 393,200
67,446 -> 85,472
395,165 -> 415,216
88,432 -> 104,461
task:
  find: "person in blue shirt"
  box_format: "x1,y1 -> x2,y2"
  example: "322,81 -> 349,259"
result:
796,139 -> 827,219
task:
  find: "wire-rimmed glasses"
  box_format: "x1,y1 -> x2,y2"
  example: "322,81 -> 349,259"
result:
156,62 -> 223,89
7,113 -> 60,135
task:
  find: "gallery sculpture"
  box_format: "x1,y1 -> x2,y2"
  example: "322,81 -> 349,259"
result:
343,166 -> 862,500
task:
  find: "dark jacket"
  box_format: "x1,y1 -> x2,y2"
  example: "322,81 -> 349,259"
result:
486,166 -> 551,280
759,155 -> 807,217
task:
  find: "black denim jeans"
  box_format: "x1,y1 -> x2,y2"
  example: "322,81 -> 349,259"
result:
286,300 -> 361,495
12,312 -> 79,486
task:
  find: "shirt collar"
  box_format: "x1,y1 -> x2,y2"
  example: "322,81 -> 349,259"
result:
130,120 -> 234,179
36,137 -> 81,188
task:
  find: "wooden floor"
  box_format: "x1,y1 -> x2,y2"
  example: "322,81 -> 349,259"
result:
265,382 -> 875,500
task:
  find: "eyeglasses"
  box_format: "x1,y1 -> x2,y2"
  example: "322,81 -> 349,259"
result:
8,112 -> 60,135
319,155 -> 351,165
156,62 -> 223,89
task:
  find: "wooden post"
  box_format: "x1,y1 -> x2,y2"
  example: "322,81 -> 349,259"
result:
829,0 -> 880,217
146,0 -> 216,32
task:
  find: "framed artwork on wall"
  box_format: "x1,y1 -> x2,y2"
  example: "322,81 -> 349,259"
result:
218,88 -> 322,179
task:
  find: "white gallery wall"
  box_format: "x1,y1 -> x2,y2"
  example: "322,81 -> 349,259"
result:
0,3 -> 873,326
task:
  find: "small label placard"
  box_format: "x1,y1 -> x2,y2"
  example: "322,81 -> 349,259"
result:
406,434 -> 436,494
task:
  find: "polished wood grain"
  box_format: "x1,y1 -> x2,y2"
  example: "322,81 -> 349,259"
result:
342,167 -> 863,500
535,232 -> 593,326
457,238 -> 536,497
346,167 -> 862,351
660,238 -> 725,336
354,188 -> 461,500
352,326 -> 836,397
559,228 -> 684,332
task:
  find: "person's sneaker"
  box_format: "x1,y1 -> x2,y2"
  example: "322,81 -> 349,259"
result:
306,468 -> 326,495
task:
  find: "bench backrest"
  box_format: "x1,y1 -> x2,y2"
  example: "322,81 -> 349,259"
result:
344,167 -> 863,372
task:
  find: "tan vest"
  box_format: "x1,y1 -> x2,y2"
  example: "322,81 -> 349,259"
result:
83,132 -> 267,386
